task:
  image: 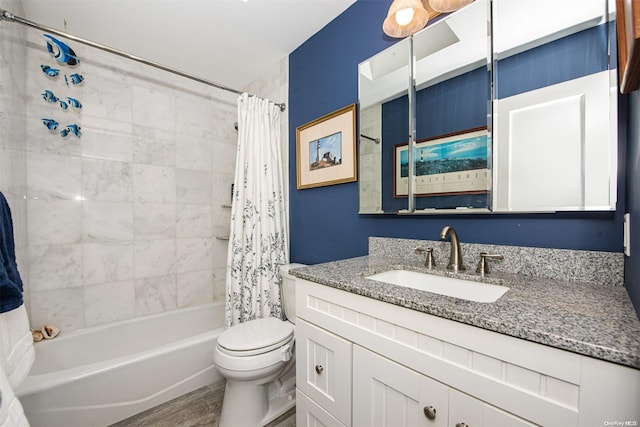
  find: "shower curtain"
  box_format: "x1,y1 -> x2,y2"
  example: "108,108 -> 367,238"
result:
225,93 -> 289,327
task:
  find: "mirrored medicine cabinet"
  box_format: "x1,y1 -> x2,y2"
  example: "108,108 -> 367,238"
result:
358,0 -> 618,215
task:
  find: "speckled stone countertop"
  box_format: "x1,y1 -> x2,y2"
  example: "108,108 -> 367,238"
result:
290,256 -> 640,370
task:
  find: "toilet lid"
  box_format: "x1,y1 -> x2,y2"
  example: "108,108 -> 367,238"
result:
218,317 -> 294,353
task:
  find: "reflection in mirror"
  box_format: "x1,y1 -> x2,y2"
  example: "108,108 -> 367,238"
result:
358,1 -> 490,214
359,0 -> 618,215
411,0 -> 490,211
359,37 -> 411,213
492,0 -> 617,212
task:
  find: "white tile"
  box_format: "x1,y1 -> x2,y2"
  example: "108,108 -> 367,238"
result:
177,270 -> 213,307
27,198 -> 82,245
0,149 -> 26,196
26,152 -> 81,200
29,244 -> 83,291
132,125 -> 176,166
81,75 -> 133,124
132,86 -> 175,131
81,126 -> 133,162
176,238 -> 213,274
84,280 -> 135,327
29,288 -> 85,331
82,242 -> 134,285
82,158 -> 132,201
176,204 -> 213,238
135,274 -> 177,316
134,203 -> 176,240
175,96 -> 214,138
212,236 -> 229,271
211,140 -> 237,175
176,168 -> 211,204
82,200 -> 134,241
133,164 -> 176,203
211,172 -> 234,207
212,266 -> 227,301
134,239 -> 176,279
176,134 -> 212,171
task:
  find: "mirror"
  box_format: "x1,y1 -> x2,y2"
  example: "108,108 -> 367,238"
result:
492,0 -> 617,212
358,0 -> 617,214
359,37 -> 411,213
359,0 -> 491,214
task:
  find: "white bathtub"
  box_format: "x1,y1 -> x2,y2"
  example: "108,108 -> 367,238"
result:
16,302 -> 225,427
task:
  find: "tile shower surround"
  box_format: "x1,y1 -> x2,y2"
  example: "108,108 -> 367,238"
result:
10,30 -> 246,332
0,0 -> 29,316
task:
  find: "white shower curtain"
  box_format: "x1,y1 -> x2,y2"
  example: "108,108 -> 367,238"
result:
225,93 -> 289,327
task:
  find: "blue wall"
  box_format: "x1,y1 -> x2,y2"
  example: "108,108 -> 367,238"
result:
625,90 -> 640,317
289,1 -> 626,271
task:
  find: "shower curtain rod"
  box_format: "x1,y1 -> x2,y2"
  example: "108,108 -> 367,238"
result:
0,8 -> 286,112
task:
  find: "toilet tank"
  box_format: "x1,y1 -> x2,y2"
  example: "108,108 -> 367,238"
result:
280,263 -> 306,324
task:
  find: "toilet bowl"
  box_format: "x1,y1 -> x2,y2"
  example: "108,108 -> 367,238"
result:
214,263 -> 304,427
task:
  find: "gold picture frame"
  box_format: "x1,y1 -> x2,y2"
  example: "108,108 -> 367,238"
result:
296,104 -> 357,190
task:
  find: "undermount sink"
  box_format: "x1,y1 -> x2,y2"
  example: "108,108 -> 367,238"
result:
365,269 -> 509,303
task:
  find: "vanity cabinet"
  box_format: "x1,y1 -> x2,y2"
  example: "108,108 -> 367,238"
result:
295,278 -> 640,427
353,345 -> 534,427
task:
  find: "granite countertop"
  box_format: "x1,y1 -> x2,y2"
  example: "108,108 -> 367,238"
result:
290,256 -> 640,370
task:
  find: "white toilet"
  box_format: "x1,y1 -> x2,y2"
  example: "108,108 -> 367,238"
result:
214,263 -> 304,427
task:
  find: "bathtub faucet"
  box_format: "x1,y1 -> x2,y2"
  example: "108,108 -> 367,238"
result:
440,226 -> 465,272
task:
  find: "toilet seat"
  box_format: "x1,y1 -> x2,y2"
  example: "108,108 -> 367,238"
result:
218,317 -> 294,356
215,317 -> 295,372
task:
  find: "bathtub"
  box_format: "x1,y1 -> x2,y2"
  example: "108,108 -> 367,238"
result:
16,302 -> 225,427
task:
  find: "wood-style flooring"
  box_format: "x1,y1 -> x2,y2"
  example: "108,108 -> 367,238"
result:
109,380 -> 295,427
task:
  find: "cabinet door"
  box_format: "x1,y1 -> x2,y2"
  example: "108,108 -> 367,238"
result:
297,389 -> 346,427
449,389 -> 537,427
353,345 -> 448,427
296,319 -> 352,425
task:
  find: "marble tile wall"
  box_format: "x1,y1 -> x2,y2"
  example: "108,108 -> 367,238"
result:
0,0 -> 29,311
21,30 -> 243,331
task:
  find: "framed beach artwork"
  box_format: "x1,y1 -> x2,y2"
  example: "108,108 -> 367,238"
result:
296,104 -> 357,189
393,127 -> 490,197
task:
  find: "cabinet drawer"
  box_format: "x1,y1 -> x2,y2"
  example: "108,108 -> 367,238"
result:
297,389 -> 346,427
296,319 -> 352,425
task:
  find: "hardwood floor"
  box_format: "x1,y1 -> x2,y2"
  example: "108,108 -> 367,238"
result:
109,380 -> 295,427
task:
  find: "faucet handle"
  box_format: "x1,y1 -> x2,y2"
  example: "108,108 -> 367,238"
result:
476,252 -> 504,276
415,247 -> 436,269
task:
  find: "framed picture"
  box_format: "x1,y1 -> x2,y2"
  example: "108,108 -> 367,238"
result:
393,127 -> 490,198
296,104 -> 357,190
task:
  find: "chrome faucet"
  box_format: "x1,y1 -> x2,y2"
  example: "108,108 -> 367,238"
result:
440,226 -> 465,271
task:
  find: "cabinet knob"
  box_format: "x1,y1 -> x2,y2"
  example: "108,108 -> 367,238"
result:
455,423 -> 470,427
423,405 -> 437,420
315,364 -> 324,374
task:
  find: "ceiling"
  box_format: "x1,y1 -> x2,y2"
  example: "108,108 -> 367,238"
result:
18,0 -> 357,91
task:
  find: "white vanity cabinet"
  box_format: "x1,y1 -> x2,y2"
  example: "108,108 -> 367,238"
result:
353,345 -> 534,427
295,278 -> 640,427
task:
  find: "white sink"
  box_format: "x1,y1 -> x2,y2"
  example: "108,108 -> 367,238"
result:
365,269 -> 509,303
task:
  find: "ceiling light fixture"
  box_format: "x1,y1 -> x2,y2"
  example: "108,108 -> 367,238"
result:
383,0 -> 429,38
428,0 -> 474,13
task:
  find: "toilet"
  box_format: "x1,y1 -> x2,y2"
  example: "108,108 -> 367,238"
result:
214,263 -> 304,427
